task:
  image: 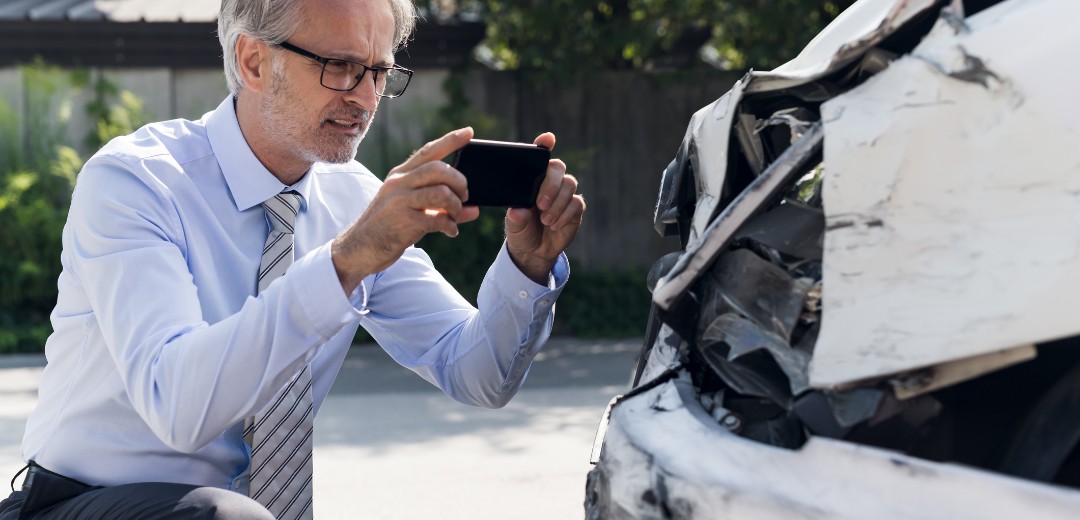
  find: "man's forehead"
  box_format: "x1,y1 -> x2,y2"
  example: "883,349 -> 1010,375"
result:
292,0 -> 396,62
298,0 -> 395,27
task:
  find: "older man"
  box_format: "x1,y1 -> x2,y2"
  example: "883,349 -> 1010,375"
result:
0,0 -> 584,518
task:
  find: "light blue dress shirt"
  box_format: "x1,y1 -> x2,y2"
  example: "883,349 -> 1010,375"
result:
21,97 -> 568,490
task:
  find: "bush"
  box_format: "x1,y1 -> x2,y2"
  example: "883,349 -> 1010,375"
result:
0,167 -> 72,352
554,263 -> 650,338
0,64 -> 147,353
418,209 -> 651,339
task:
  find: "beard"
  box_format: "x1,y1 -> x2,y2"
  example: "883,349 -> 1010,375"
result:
259,64 -> 374,165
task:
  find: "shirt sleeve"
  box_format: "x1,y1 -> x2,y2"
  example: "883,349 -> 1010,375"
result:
67,155 -> 362,452
360,242 -> 569,408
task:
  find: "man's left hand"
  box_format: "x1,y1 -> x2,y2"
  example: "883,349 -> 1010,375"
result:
505,132 -> 586,285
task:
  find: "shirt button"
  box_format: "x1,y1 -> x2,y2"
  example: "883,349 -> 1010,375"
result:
518,290 -> 529,299
539,300 -> 550,306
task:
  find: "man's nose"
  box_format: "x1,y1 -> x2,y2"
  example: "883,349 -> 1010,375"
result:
342,74 -> 380,110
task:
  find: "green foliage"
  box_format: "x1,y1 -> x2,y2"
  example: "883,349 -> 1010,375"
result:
554,263 -> 651,338
703,0 -> 855,71
446,0 -> 855,81
3,60 -> 72,174
0,64 -> 147,352
435,66 -> 505,139
418,218 -> 651,339
0,167 -> 72,352
473,0 -> 718,81
91,91 -> 148,150
417,207 -> 508,302
0,62 -> 75,352
0,96 -> 19,172
794,162 -> 824,203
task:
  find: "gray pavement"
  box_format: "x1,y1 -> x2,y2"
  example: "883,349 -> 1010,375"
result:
0,337 -> 641,519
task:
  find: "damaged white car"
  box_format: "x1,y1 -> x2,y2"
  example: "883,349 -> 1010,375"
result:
586,0 -> 1080,517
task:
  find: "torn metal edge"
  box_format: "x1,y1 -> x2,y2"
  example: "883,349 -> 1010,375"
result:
654,122 -> 824,311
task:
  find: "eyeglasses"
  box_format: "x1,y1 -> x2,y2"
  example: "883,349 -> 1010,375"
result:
275,41 -> 413,98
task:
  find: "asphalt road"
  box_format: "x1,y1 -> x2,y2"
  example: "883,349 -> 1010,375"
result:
0,337 -> 641,519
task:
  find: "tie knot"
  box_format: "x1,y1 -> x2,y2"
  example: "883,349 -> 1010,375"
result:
261,191 -> 301,234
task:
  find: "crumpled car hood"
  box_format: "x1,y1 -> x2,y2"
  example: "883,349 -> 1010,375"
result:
653,0 -> 941,255
751,0 -> 941,92
814,0 -> 1080,386
653,0 -> 1080,388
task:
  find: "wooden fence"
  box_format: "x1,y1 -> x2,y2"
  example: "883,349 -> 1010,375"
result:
474,69 -> 741,271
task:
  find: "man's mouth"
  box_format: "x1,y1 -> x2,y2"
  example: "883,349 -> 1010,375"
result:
328,119 -> 359,128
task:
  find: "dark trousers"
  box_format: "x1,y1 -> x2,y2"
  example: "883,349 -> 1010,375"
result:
1,464 -> 273,520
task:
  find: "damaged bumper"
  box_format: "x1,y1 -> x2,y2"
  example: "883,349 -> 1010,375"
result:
587,375 -> 1080,519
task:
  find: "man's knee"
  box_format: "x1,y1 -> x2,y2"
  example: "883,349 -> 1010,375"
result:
174,486 -> 275,520
53,483 -> 275,520
0,491 -> 26,520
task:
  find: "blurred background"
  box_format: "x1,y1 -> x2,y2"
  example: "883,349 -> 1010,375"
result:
0,0 -> 855,352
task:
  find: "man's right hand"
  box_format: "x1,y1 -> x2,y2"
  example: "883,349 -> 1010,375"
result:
331,127 -> 480,294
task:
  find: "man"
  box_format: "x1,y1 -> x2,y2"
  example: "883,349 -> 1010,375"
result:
0,0 -> 584,518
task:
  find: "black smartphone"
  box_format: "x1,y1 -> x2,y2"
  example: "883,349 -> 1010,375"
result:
450,139 -> 551,208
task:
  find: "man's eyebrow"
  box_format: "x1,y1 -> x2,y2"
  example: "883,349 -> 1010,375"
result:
325,49 -> 394,68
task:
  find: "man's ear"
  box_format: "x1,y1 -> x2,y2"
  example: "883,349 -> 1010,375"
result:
237,34 -> 272,94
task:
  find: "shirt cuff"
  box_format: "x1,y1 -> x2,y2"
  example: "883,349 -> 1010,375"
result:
290,241 -> 367,339
491,241 -> 569,310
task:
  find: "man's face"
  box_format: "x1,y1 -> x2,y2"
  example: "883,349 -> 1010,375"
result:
258,0 -> 397,166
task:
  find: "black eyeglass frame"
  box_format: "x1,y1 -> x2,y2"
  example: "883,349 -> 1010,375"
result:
275,40 -> 413,98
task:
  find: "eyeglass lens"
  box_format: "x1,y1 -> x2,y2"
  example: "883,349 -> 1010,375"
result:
320,60 -> 409,96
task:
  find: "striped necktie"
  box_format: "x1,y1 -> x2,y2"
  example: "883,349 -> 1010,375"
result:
246,191 -> 314,520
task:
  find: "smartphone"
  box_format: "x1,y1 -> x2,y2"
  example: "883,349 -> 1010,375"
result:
450,139 -> 551,208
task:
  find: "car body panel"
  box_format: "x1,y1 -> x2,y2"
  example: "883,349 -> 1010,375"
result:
813,0 -> 1080,386
589,376 -> 1080,519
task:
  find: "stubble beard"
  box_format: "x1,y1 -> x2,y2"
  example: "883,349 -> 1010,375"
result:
261,67 -> 374,165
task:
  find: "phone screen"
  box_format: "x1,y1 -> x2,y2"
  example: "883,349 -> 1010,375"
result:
451,140 -> 550,208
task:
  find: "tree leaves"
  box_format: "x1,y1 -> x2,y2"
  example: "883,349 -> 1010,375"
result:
458,0 -> 856,82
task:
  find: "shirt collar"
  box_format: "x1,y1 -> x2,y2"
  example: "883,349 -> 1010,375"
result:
206,96 -> 314,212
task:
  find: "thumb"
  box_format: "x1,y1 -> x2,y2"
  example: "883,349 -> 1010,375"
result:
504,208 -> 535,236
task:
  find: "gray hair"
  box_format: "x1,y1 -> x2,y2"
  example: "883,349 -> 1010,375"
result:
218,0 -> 418,95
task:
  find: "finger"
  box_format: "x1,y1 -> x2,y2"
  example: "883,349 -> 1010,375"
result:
535,159 -> 567,212
393,127 -> 474,174
456,205 -> 481,224
542,174 -> 578,227
411,184 -> 464,217
393,161 -> 469,202
552,194 -> 586,232
417,209 -> 461,238
533,132 -> 556,150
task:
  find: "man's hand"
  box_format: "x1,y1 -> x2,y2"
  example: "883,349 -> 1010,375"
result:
331,128 -> 481,293
505,132 -> 586,285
